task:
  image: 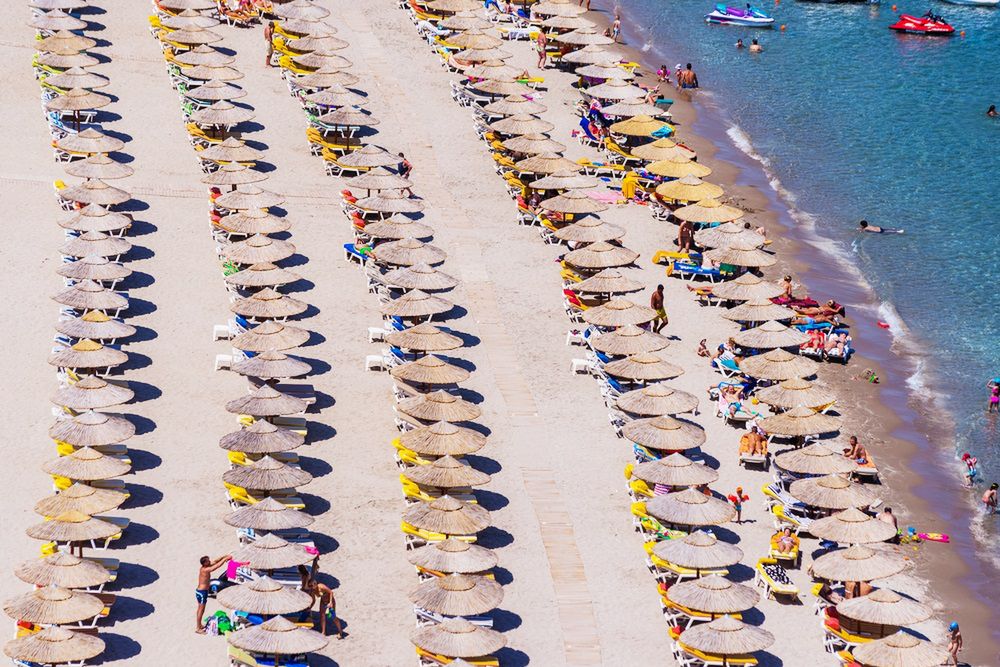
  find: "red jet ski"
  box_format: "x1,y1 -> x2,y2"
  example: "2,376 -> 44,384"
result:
889,14 -> 955,35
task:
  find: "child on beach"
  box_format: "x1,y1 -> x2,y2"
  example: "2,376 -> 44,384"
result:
961,452 -> 979,488
728,486 -> 749,523
983,483 -> 998,514
697,339 -> 710,357
987,378 -> 1000,413
656,64 -> 668,82
947,621 -> 963,666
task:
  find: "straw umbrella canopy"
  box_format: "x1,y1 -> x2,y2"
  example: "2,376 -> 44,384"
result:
647,157 -> 712,179
542,13 -> 596,30
215,185 -> 285,211
217,576 -> 312,615
543,190 -> 610,217
710,273 -> 781,302
501,133 -> 566,156
629,137 -> 691,161
404,495 -> 490,535
490,114 -> 554,136
721,299 -> 796,324
758,406 -> 840,437
679,616 -> 774,657
562,44 -> 621,65
573,269 -> 643,296
575,61 -> 634,81
289,33 -> 349,53
202,162 -> 268,187
604,353 -> 684,382
362,216 -> 434,241
56,310 -> 136,341
440,11 -> 492,30
30,0 -> 89,10
837,588 -> 931,628
175,44 -> 234,67
185,79 -> 246,102
513,152 -> 582,175
410,619 -> 506,659
223,235 -> 296,265
49,410 -> 134,447
38,50 -> 100,69
231,288 -> 308,320
533,0 -> 588,15
553,218 -> 623,245
37,30 -> 95,53
159,0 -> 216,11
564,241 -> 639,270
162,25 -> 223,46
225,496 -> 314,531
219,420 -> 305,455
381,290 -> 453,319
447,29 -> 503,50
616,383 -> 699,416
397,391 -> 481,423
197,137 -> 264,163
584,79 -> 647,101
582,298 -> 656,327
64,154 -> 133,181
55,128 -> 124,155
558,28 -> 615,46
704,243 -> 776,269
217,209 -> 291,236
453,46 -> 513,63
605,99 -> 669,119
53,280 -> 128,311
25,510 -> 120,544
623,416 -> 705,452
232,350 -> 312,380
58,179 -> 130,207
222,456 -> 313,491
345,168 -> 412,192
757,378 -> 837,411
231,533 -> 313,570
774,442 -> 857,476
35,483 -> 126,518
530,170 -> 601,191
355,190 -> 424,215
851,631 -> 949,667
162,8 -> 221,29
739,349 -> 818,381
42,446 -> 130,480
337,143 -> 400,169
224,386 -> 308,417
227,615 -> 327,656
231,320 -> 311,353
303,85 -> 366,108
410,574 -> 502,616
633,453 -> 719,487
178,63 -> 245,83
3,587 -> 103,625
399,422 -> 486,457
372,238 -> 446,267
809,545 -> 907,582
48,339 -> 128,371
693,223 -> 759,251
59,230 -> 131,259
404,455 -> 490,489
810,508 -> 899,544
609,115 -> 670,138
469,78 -> 531,96
225,263 -> 301,290
667,575 -> 760,615
382,263 -> 459,292
656,176 -> 725,202
292,49 -> 352,71
190,100 -> 255,126
295,66 -> 360,89
273,0 -> 331,18
408,538 -> 498,575
43,66 -> 108,90
317,107 -> 377,127
789,474 -> 878,511
647,488 -> 736,526
50,375 -> 133,410
653,530 -> 744,572
385,323 -> 462,352
733,321 -> 809,350
14,552 -> 111,590
483,95 -> 547,117
391,356 -> 470,386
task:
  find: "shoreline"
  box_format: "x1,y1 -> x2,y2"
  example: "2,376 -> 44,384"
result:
595,1 -> 1000,661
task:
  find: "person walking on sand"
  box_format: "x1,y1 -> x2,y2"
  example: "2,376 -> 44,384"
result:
650,285 -> 668,333
677,63 -> 699,89
987,378 -> 1000,413
398,152 -> 413,179
728,487 -> 749,523
611,15 -> 621,42
195,554 -> 231,633
579,0 -> 591,9
304,578 -> 345,639
983,483 -> 998,514
264,21 -> 275,68
535,30 -> 548,68
947,621 -> 963,666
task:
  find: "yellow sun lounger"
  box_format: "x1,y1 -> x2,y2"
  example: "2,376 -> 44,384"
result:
415,647 -> 498,666
277,54 -> 314,76
677,644 -> 757,666
401,521 -> 476,546
753,557 -> 799,600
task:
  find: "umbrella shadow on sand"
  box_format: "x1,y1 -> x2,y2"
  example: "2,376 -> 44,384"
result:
495,648 -> 529,667
473,490 -> 508,512
114,562 -> 159,590
465,454 -> 500,475
120,483 -> 162,510
113,522 -> 159,548
106,596 -> 154,623
99,633 -> 141,661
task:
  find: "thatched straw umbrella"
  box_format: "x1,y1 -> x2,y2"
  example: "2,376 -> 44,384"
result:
390,356 -> 470,386
678,616 -> 774,658
224,386 -> 308,417
42,447 -> 130,480
633,453 -> 718,488
397,391 -> 481,423
646,488 -> 736,527
224,496 -> 314,531
3,626 -> 104,665
489,114 -> 554,136
190,100 -> 255,125
440,11 -> 492,30
399,422 -> 486,457
452,46 -> 513,63
3,587 -> 103,625
14,553 -> 112,589
564,241 -> 639,270
631,137 -> 696,162
756,378 -> 837,411
48,410 -> 134,447
704,243 -> 776,269
48,339 -> 128,371
609,114 -> 670,138
448,29 -> 504,50
175,45 -> 235,67
64,154 -> 132,180
55,310 -> 136,342
513,152 -> 582,175
758,406 -> 840,437
559,28 -> 616,47
179,63 -> 245,83
337,143 -> 400,169
616,383 -> 698,416
225,263 -> 301,290
362,215 -> 434,241
739,349 -> 818,381
533,0 -> 588,16
198,137 -> 263,163
407,538 -> 498,575
345,167 -> 412,193
37,31 -> 96,54
317,107 -> 377,128
287,33 -> 348,53
382,264 -> 460,292
789,474 -> 878,510
409,574 -> 503,616
483,95 -> 548,117
809,545 -> 908,582
809,508 -> 898,544
836,589 -> 931,629
295,66 -> 360,89
223,235 -> 296,265
231,288 -> 308,321
202,162 -> 268,187
59,230 -> 131,259
602,99 -> 667,119
851,632 -> 949,667
30,0 -> 89,9
590,325 -> 669,356
403,495 -> 490,535
653,531 -> 743,573
215,185 -> 285,211
25,510 -> 120,545
227,616 -> 327,656
575,61 -> 633,81
646,157 -> 712,179
161,8 -> 221,29
410,618 -> 506,658
666,575 -> 760,615
55,128 -> 124,155
219,420 -> 304,454
274,0 -> 331,20
732,321 -> 809,350
692,223 -> 760,250
501,133 -> 566,156
655,176 -> 725,203
604,353 -> 683,382
222,455 -> 312,491
185,79 -> 245,102
35,483 -> 126,517
59,206 -> 131,235
673,198 -> 743,224
231,533 -> 313,570
217,210 -> 290,236
573,269 -> 643,296
232,350 -> 312,380
159,0 -> 217,11
160,25 -> 222,46
381,290 -> 453,319
386,323 -> 463,353
403,456 -> 491,489
469,78 -> 531,97
553,217 -> 623,244
530,170 -> 600,191
231,320 -> 310,353
50,375 -> 133,410
57,256 -> 131,284
774,442 -> 858,476
30,10 -> 88,32
38,51 -> 100,69
217,576 -> 312,615
46,89 -> 111,121
581,298 -> 657,327
720,299 -> 796,324
622,416 -> 705,452
58,179 -> 130,207
371,238 -> 446,267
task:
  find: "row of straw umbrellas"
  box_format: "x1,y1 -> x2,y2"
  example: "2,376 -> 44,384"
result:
149,0 -> 336,662
397,1 -> 954,665
4,2 -> 148,666
268,4 -> 517,661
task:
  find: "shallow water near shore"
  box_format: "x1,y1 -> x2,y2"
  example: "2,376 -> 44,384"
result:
608,0 -> 1000,652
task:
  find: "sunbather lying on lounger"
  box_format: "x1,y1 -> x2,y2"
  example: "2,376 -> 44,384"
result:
739,426 -> 767,456
825,332 -> 850,355
771,527 -> 798,554
793,300 -> 846,325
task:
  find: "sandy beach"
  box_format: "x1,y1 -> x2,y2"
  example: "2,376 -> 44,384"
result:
1,0 -> 994,665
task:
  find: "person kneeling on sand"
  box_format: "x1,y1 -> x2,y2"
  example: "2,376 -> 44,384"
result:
843,436 -> 868,464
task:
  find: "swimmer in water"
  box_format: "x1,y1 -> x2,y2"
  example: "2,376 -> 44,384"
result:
984,483 -> 998,514
858,220 -> 903,234
736,38 -> 744,49
749,38 -> 763,53
988,105 -> 998,118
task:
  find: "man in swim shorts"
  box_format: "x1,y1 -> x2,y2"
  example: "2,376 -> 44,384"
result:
650,284 -> 668,333
858,220 -> 903,234
677,63 -> 699,89
195,554 -> 231,633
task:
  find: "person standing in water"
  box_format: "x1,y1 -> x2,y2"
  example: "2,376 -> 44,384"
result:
983,483 -> 998,514
611,15 -> 621,42
987,378 -> 1000,413
947,622 -> 963,666
677,63 -> 699,89
987,105 -> 998,117
749,38 -> 763,53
